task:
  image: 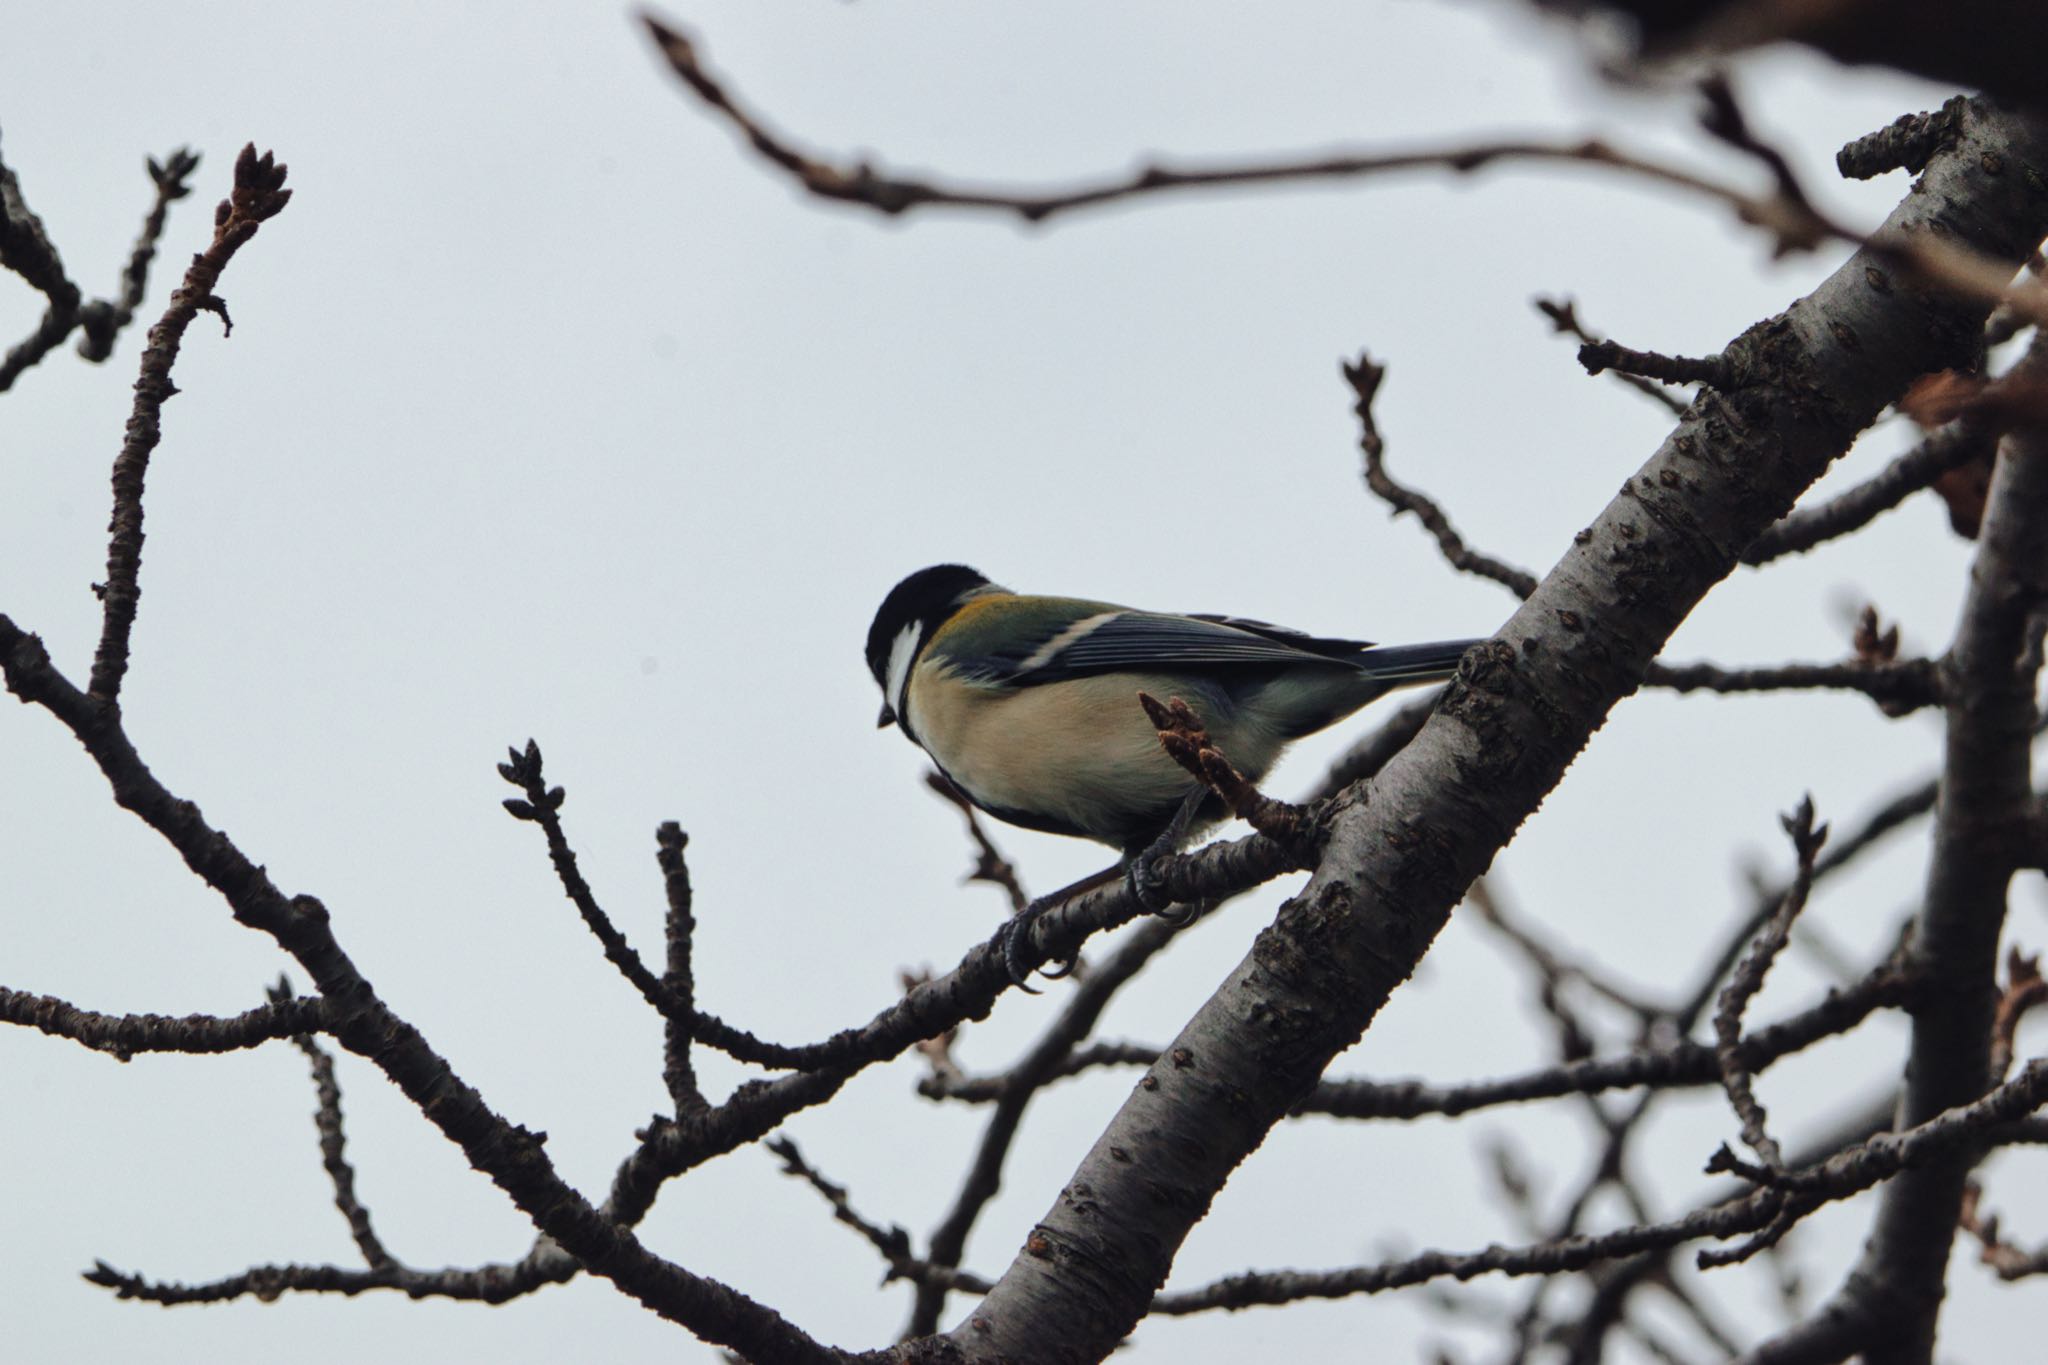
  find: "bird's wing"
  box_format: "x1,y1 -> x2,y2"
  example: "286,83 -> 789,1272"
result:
967,609 -> 1375,686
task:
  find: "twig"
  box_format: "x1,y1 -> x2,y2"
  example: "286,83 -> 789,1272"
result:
1696,75 -> 1823,260
923,770 -> 1029,915
88,144 -> 291,703
500,740 -> 680,1020
1989,947 -> 2047,1082
495,742 -> 829,1073
640,16 -> 1842,252
1645,657 -> 1943,711
639,44 -> 2048,340
1535,296 -> 1690,416
75,149 -> 202,362
1308,692 -> 1438,801
1137,692 -> 1309,845
1681,774 -> 1942,1027
1152,1058 -> 2048,1316
765,1136 -> 913,1271
1468,877 -> 1664,1025
1959,1181 -> 2048,1280
1713,799 -> 1828,1174
917,1040 -> 1161,1103
658,822 -> 707,1117
267,977 -> 393,1270
1577,340 -> 1732,390
0,132 -> 82,389
1343,352 -> 1539,599
0,983 -> 324,1060
1741,415 -> 1999,565
1301,960 -> 1908,1120
0,620 -> 840,1361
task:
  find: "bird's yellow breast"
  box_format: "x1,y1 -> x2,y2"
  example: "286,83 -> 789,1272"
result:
905,662 -> 1281,846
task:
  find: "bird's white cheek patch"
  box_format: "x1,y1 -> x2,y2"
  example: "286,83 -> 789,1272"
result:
885,623 -> 922,724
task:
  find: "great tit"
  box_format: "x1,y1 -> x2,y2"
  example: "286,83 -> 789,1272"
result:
865,564 -> 1481,985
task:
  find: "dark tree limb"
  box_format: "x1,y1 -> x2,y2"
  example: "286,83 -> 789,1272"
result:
88,144 -> 290,704
935,99 -> 2048,1365
641,15 -> 1841,253
1149,1057 -> 2048,1318
1742,414 -> 2000,564
658,821 -> 707,1118
1577,339 -> 1733,389
0,139 -> 198,389
0,983 -> 324,1060
1645,657 -> 1943,710
1752,332 -> 2048,1365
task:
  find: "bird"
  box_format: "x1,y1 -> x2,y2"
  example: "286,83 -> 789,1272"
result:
864,564 -> 1482,986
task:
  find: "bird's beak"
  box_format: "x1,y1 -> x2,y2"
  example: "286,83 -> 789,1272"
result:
877,704 -> 896,729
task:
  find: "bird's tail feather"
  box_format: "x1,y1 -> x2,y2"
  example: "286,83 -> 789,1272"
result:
1356,638 -> 1483,683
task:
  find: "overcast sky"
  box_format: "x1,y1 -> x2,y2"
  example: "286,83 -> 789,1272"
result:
2,3 -> 2039,1361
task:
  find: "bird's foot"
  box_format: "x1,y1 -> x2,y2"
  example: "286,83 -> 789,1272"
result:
995,896 -> 1078,993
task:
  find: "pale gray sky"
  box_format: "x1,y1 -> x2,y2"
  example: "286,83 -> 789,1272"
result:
2,3 -> 2036,1361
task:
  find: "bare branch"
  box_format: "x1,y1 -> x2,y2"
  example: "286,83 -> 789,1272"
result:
1302,960 -> 1908,1121
1152,1057 -> 2048,1318
1343,352 -> 1539,599
657,821 -> 707,1117
1645,657 -> 1943,711
268,978 -> 394,1270
89,143 -> 291,703
1577,339 -> 1732,389
75,148 -> 202,362
639,15 -> 1836,251
0,983 -> 324,1060
923,770 -> 1029,915
765,1136 -> 914,1273
1755,333 -> 2048,1365
1535,295 -> 1690,416
1742,416 -> 1999,565
1713,799 -> 1828,1173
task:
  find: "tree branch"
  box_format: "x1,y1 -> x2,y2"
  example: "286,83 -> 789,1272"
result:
88,144 -> 291,703
940,99 -> 2048,1364
0,983 -> 324,1060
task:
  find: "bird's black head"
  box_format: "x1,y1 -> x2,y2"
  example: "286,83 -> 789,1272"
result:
865,564 -> 993,727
